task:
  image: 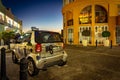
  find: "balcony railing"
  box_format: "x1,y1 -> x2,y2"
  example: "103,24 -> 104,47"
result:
67,19 -> 73,26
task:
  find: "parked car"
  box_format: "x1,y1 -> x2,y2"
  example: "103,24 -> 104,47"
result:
11,29 -> 68,76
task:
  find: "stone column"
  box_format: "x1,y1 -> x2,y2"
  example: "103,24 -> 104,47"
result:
91,4 -> 95,46
73,9 -> 79,45
108,16 -> 117,46
108,4 -> 117,46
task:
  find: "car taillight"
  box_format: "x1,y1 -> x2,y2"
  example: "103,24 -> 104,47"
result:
35,43 -> 42,52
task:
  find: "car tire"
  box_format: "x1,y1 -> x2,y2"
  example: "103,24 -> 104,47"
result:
58,60 -> 67,66
12,51 -> 18,64
27,58 -> 39,76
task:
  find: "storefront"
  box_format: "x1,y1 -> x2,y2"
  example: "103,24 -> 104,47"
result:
62,0 -> 119,46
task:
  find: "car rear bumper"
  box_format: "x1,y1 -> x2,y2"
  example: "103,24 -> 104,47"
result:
35,51 -> 67,69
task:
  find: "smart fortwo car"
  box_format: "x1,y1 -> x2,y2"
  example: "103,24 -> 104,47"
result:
11,28 -> 67,76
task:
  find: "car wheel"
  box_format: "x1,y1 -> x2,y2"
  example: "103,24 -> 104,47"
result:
58,60 -> 67,66
12,51 -> 18,64
27,58 -> 39,76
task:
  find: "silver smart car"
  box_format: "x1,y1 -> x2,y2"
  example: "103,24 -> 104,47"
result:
11,28 -> 67,76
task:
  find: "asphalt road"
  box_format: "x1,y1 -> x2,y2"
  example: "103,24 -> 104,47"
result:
1,45 -> 120,80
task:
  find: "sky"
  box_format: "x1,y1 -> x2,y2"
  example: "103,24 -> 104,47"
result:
2,0 -> 63,32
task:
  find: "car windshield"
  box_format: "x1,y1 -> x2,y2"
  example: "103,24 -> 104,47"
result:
35,31 -> 62,43
17,33 -> 31,42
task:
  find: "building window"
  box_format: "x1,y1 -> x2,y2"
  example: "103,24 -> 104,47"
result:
68,29 -> 73,44
67,19 -> 73,26
116,26 -> 120,43
63,0 -> 68,6
95,5 -> 108,23
79,5 -> 92,24
95,26 -> 108,44
66,11 -> 73,26
0,14 -> 2,20
0,12 -> 4,23
69,0 -> 74,3
0,14 -> 4,24
8,20 -> 12,27
79,26 -> 91,44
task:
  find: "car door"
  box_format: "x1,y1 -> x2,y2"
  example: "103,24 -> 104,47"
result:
16,32 -> 31,58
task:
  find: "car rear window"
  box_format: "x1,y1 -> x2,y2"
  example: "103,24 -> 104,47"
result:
35,31 -> 62,43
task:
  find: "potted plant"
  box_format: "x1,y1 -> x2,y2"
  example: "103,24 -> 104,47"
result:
102,31 -> 111,46
82,30 -> 91,46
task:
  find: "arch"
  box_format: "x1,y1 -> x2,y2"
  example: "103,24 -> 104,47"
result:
95,5 -> 108,23
79,5 -> 92,24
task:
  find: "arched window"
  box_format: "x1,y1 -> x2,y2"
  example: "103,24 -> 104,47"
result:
95,5 -> 108,23
79,5 -> 92,24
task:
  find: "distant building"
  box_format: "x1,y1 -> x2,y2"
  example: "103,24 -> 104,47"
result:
0,0 -> 22,33
62,0 -> 120,46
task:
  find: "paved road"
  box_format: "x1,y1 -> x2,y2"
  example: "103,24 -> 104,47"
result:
1,45 -> 120,80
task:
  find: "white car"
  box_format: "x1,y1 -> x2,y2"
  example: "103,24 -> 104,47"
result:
11,29 -> 68,76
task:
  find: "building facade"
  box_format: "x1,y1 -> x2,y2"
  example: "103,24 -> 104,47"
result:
62,0 -> 120,46
0,0 -> 22,33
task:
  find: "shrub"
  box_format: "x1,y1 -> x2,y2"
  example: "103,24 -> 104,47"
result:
2,31 -> 15,41
102,31 -> 111,37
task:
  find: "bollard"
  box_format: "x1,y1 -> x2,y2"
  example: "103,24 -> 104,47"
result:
20,58 -> 28,80
1,47 -> 7,80
68,39 -> 73,45
96,40 -> 97,47
110,40 -> 112,49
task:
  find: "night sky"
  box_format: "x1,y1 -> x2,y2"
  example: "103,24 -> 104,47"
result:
2,0 -> 63,32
